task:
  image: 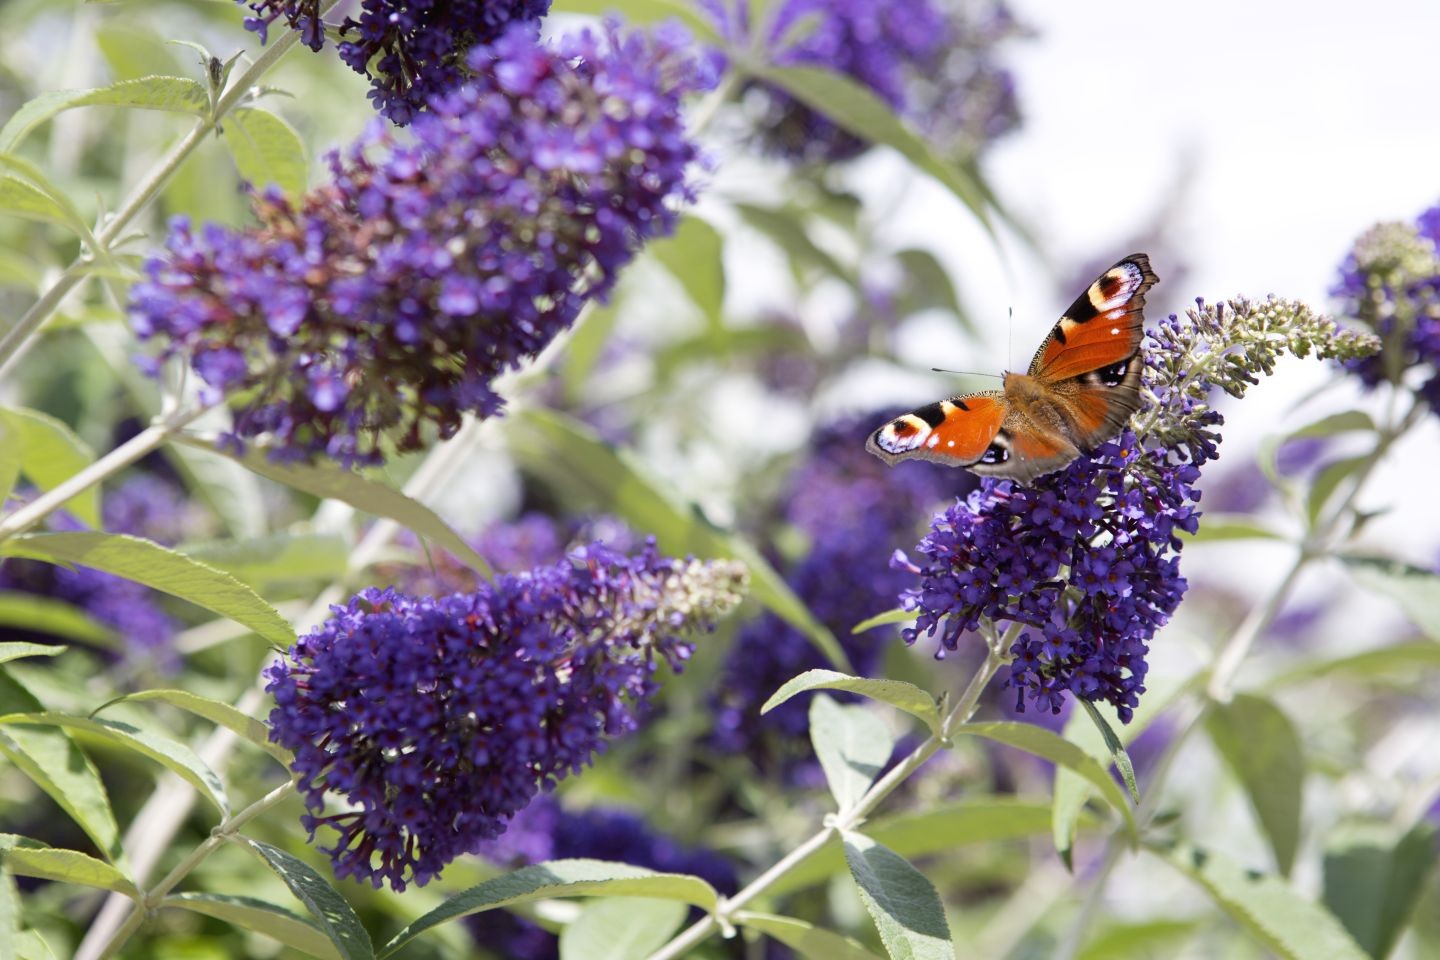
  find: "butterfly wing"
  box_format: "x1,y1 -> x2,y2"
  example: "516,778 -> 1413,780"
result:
1026,253 -> 1157,450
866,392 -> 1009,468
1027,254 -> 1157,382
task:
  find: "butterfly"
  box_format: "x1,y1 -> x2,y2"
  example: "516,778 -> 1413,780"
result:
866,254 -> 1159,483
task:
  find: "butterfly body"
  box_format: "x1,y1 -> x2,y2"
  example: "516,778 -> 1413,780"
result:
867,254 -> 1158,483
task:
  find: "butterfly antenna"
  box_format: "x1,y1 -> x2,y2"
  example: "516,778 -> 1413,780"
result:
931,367 -> 1002,380
1007,305 -> 1014,371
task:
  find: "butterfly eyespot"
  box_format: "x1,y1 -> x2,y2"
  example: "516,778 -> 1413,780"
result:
980,443 -> 1009,464
1098,359 -> 1129,386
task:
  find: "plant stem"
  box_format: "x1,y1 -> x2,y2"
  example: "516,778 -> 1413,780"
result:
1053,392 -> 1423,959
648,638 -> 1012,960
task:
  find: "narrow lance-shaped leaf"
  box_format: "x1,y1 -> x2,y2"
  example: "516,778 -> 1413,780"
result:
223,107 -> 309,200
243,840 -> 375,960
1158,842 -> 1369,960
162,893 -> 342,960
733,912 -> 883,960
0,532 -> 295,647
765,669 -> 941,736
1205,693 -> 1305,876
1322,819 -> 1438,960
380,860 -> 719,958
1341,556 -> 1440,640
0,836 -> 137,898
0,77 -> 207,151
842,831 -> 954,960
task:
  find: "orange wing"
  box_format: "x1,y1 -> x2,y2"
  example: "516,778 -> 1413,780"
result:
1027,254 -> 1158,382
866,393 -> 1007,467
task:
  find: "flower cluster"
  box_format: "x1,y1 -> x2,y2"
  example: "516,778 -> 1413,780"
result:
0,475 -> 205,672
1331,204 -> 1440,415
265,542 -> 746,890
236,1 -> 553,123
704,0 -> 1022,162
709,415 -> 963,763
899,297 -> 1379,721
470,795 -> 737,958
131,24 -> 709,466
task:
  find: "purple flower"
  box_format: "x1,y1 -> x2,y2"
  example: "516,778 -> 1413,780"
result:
899,296 -> 1378,722
709,415 -> 967,763
265,542 -> 745,890
704,0 -> 1023,162
1332,203 -> 1440,416
131,23 -> 710,467
236,1 -> 553,123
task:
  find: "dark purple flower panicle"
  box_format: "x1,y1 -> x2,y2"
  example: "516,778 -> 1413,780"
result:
899,297 -> 1378,722
704,0 -> 1022,163
130,23 -> 710,467
709,415 -> 965,761
265,543 -> 745,890
235,1 -> 552,122
1332,203 -> 1440,415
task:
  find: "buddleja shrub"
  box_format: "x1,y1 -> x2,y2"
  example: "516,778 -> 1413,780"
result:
0,2 -> 1435,960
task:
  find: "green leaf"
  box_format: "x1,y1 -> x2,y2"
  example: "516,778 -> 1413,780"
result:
851,608 -> 913,635
1306,455 -> 1369,524
0,77 -> 207,151
1188,514 -> 1287,543
0,594 -> 117,648
746,64 -> 989,224
1205,694 -> 1304,876
809,694 -> 894,812
764,669 -> 940,737
0,835 -> 137,897
0,670 -> 123,865
179,532 -> 349,588
222,107 -> 309,199
0,175 -> 77,231
102,689 -> 291,765
0,154 -> 94,242
548,0 -> 724,45
505,409 -> 846,669
0,712 -> 228,817
182,439 -> 492,578
767,799 -> 1060,898
1075,920 -> 1200,960
1340,556 -> 1440,640
650,216 -> 725,331
558,897 -> 687,960
1286,409 -> 1376,440
1159,842 -> 1370,960
244,841 -> 375,960
0,643 -> 66,667
953,722 -> 1136,831
1271,639 -> 1440,687
1078,700 -> 1139,804
893,248 -> 973,335
14,929 -> 58,960
842,831 -> 954,960
734,912 -> 883,960
0,407 -> 100,527
560,301 -> 620,400
0,532 -> 295,648
163,892 -> 343,960
380,860 -> 719,958
1323,820 -> 1437,960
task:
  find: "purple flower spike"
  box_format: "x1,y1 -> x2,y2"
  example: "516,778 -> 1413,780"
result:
265,543 -> 746,890
130,24 -> 710,467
